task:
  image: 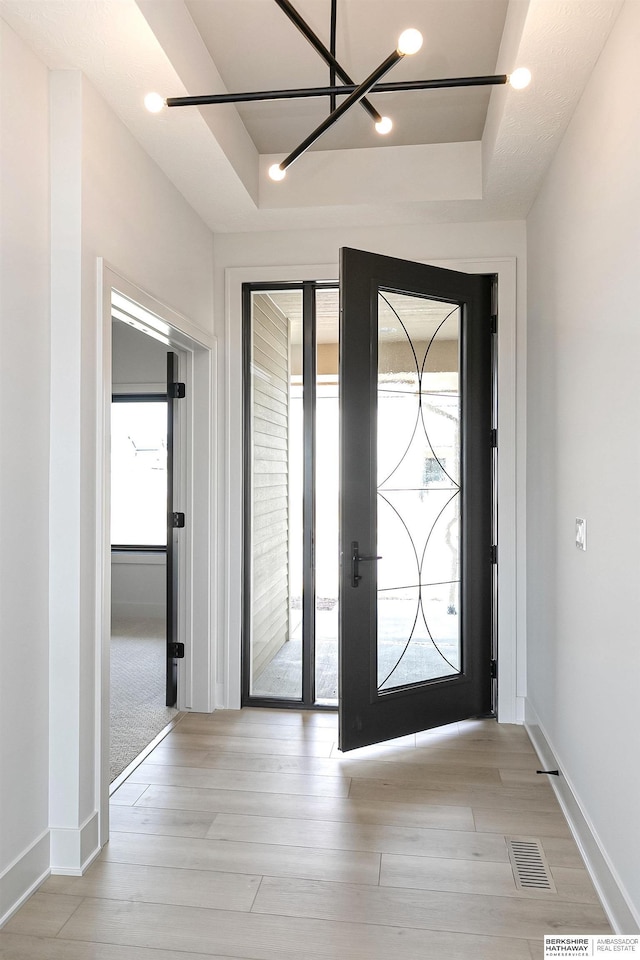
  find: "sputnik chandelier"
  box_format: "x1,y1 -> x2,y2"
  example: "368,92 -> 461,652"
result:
145,0 -> 531,181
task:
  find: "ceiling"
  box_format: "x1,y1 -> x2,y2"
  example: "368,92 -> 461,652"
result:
186,0 -> 509,153
0,0 -> 623,233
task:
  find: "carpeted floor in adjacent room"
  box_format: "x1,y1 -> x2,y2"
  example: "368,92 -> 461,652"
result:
110,614 -> 178,782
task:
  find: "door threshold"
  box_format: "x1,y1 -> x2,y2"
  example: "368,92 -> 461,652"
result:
242,698 -> 337,712
109,712 -> 185,795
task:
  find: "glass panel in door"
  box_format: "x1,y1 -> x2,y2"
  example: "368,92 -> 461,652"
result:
377,293 -> 461,692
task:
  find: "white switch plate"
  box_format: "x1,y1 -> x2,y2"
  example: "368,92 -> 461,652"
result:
575,518 -> 586,550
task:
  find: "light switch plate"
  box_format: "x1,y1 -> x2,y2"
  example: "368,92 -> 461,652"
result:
575,518 -> 586,550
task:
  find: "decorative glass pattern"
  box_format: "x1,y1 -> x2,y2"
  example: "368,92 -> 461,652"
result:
377,291 -> 461,692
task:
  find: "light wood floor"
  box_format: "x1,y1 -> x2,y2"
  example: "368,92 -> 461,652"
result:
1,710 -> 611,959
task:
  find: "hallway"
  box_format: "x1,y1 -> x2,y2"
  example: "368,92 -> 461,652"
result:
1,710 -> 610,958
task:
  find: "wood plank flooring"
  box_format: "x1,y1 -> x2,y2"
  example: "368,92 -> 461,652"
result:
0,710 -> 611,959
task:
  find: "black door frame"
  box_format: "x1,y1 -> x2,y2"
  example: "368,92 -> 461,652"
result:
241,266 -> 497,725
242,280 -> 338,709
166,351 -> 186,706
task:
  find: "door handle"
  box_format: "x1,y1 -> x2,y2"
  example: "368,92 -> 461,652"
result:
351,541 -> 382,588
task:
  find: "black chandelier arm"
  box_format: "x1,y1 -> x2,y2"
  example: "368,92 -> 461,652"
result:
272,0 -> 382,125
277,47 -> 403,174
375,74 -> 508,92
329,0 -> 337,112
165,75 -> 508,109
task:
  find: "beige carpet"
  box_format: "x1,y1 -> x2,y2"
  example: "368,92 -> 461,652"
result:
110,613 -> 178,782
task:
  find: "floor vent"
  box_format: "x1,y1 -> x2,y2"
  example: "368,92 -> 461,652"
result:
506,837 -> 557,893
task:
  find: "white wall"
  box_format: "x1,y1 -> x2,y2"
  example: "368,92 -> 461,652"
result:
526,0 -> 639,931
111,554 -> 165,621
214,220 -> 526,281
1,28 -> 215,917
81,80 -> 215,337
112,320 -> 169,391
213,221 -> 527,708
0,20 -> 51,922
47,68 -> 214,871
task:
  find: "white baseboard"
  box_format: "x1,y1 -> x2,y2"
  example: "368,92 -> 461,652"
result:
0,830 -> 50,927
513,696 -> 526,724
525,699 -> 639,934
50,810 -> 101,876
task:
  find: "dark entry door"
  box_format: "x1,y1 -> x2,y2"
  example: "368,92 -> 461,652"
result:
339,247 -> 493,751
166,351 -> 185,706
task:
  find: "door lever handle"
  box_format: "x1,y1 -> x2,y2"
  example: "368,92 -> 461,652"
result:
351,541 -> 382,587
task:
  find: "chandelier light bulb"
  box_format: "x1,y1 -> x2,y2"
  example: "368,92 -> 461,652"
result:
144,92 -> 166,113
509,67 -> 531,90
375,116 -> 393,135
268,163 -> 286,181
397,28 -> 423,56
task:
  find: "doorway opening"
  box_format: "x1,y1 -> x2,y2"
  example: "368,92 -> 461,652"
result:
98,265 -> 216,846
243,281 -> 339,707
109,312 -> 179,783
241,252 -> 495,746
228,257 -> 518,726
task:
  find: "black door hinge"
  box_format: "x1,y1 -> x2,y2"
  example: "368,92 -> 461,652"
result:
171,382 -> 186,399
490,544 -> 497,564
490,428 -> 497,448
168,642 -> 185,659
490,314 -> 497,335
490,659 -> 497,679
172,512 -> 185,528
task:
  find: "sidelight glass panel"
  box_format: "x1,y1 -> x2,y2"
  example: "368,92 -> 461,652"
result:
246,285 -> 340,705
248,291 -> 302,700
315,288 -> 340,703
377,292 -> 461,692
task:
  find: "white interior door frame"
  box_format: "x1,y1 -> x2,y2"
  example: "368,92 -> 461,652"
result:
96,260 -> 216,846
224,257 -> 524,723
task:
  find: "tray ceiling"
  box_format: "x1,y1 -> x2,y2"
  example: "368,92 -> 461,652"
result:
0,0 -> 623,232
186,0 -> 509,152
